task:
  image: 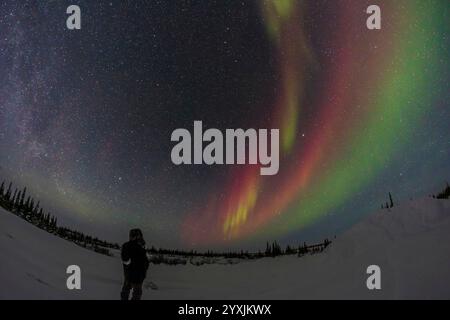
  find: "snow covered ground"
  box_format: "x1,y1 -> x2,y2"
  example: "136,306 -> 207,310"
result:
1,197 -> 449,300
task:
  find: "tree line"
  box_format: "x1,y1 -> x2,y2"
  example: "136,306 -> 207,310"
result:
147,238 -> 332,260
432,182 -> 450,200
0,180 -> 120,255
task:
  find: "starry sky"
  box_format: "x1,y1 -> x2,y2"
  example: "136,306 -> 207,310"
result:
0,0 -> 448,250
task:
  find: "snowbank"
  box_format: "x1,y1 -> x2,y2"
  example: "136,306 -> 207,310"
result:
1,197 -> 449,299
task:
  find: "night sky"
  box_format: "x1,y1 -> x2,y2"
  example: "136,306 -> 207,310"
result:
0,0 -> 448,250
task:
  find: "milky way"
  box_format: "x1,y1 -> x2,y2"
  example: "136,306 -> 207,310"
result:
0,1 -> 448,249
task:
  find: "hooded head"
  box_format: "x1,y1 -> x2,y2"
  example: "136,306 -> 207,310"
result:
129,228 -> 145,246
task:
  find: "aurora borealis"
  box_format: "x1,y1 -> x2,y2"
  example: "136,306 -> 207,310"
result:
0,1 -> 448,249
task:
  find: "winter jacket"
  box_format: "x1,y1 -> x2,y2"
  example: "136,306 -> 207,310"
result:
121,240 -> 149,284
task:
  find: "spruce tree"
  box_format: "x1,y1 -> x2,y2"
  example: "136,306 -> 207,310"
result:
6,182 -> 12,201
11,189 -> 18,209
0,181 -> 5,197
19,187 -> 26,211
265,242 -> 271,256
389,192 -> 394,208
33,201 -> 40,216
14,191 -> 21,210
29,198 -> 35,213
24,196 -> 31,213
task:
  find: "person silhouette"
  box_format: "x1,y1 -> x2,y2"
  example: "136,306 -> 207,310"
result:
120,229 -> 149,300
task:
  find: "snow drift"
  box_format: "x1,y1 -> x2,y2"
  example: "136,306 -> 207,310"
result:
1,197 -> 449,299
